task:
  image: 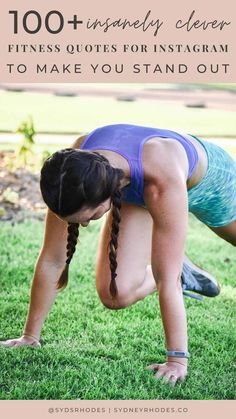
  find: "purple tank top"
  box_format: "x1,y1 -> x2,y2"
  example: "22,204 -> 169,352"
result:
80,124 -> 198,206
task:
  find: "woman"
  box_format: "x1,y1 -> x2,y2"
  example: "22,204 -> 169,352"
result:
1,123 -> 235,387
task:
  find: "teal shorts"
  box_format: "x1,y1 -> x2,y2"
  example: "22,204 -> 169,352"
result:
188,136 -> 236,227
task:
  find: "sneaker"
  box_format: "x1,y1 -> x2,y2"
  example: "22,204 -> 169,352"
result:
181,254 -> 221,301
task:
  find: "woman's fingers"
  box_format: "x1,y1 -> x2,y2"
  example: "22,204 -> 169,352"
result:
31,340 -> 41,348
146,362 -> 188,386
0,339 -> 18,347
157,370 -> 180,385
0,337 -> 41,348
179,374 -> 187,382
145,363 -> 160,371
154,367 -> 167,380
163,371 -> 187,386
165,373 -> 179,386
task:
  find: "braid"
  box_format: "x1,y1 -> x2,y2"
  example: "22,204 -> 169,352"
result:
108,188 -> 122,299
56,222 -> 79,291
66,223 -> 79,264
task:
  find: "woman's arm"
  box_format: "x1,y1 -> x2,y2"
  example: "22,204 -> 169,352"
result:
23,208 -> 69,341
147,181 -> 188,349
22,258 -> 65,342
1,138 -> 83,348
24,138 -> 85,340
144,151 -> 189,383
0,208 -> 69,347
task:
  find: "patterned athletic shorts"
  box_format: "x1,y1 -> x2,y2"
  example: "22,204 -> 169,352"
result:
188,136 -> 236,227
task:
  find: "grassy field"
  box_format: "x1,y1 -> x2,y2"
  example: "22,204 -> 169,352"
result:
0,90 -> 236,137
0,215 -> 235,400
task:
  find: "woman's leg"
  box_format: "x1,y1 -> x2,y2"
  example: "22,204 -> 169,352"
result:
95,202 -> 157,309
95,201 -> 225,310
208,219 -> 236,246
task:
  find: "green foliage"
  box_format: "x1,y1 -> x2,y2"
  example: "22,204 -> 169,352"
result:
2,187 -> 19,205
40,149 -> 52,167
2,154 -> 16,173
16,116 -> 35,166
0,216 -> 235,400
0,207 -> 5,217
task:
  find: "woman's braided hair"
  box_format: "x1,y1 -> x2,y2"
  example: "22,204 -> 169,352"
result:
40,147 -> 125,298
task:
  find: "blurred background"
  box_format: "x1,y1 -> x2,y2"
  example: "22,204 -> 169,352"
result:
0,84 -> 235,400
0,82 -> 235,223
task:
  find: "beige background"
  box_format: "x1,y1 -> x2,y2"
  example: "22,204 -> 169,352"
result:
0,0 -> 235,82
0,400 -> 236,419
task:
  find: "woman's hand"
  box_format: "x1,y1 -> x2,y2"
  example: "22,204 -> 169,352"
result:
0,335 -> 41,348
146,361 -> 188,386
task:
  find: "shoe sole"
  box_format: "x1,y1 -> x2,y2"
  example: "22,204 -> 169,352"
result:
182,290 -> 204,301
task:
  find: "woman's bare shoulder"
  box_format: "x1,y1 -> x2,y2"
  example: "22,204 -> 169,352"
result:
142,137 -> 189,186
70,134 -> 88,149
142,139 -> 189,214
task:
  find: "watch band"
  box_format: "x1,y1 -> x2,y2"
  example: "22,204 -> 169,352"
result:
166,351 -> 190,358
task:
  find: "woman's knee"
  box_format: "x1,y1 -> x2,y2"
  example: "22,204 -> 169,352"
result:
101,297 -> 128,310
96,274 -> 137,310
98,292 -> 130,310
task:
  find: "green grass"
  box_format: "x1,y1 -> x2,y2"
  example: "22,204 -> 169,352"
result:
0,90 -> 236,137
0,215 -> 235,400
